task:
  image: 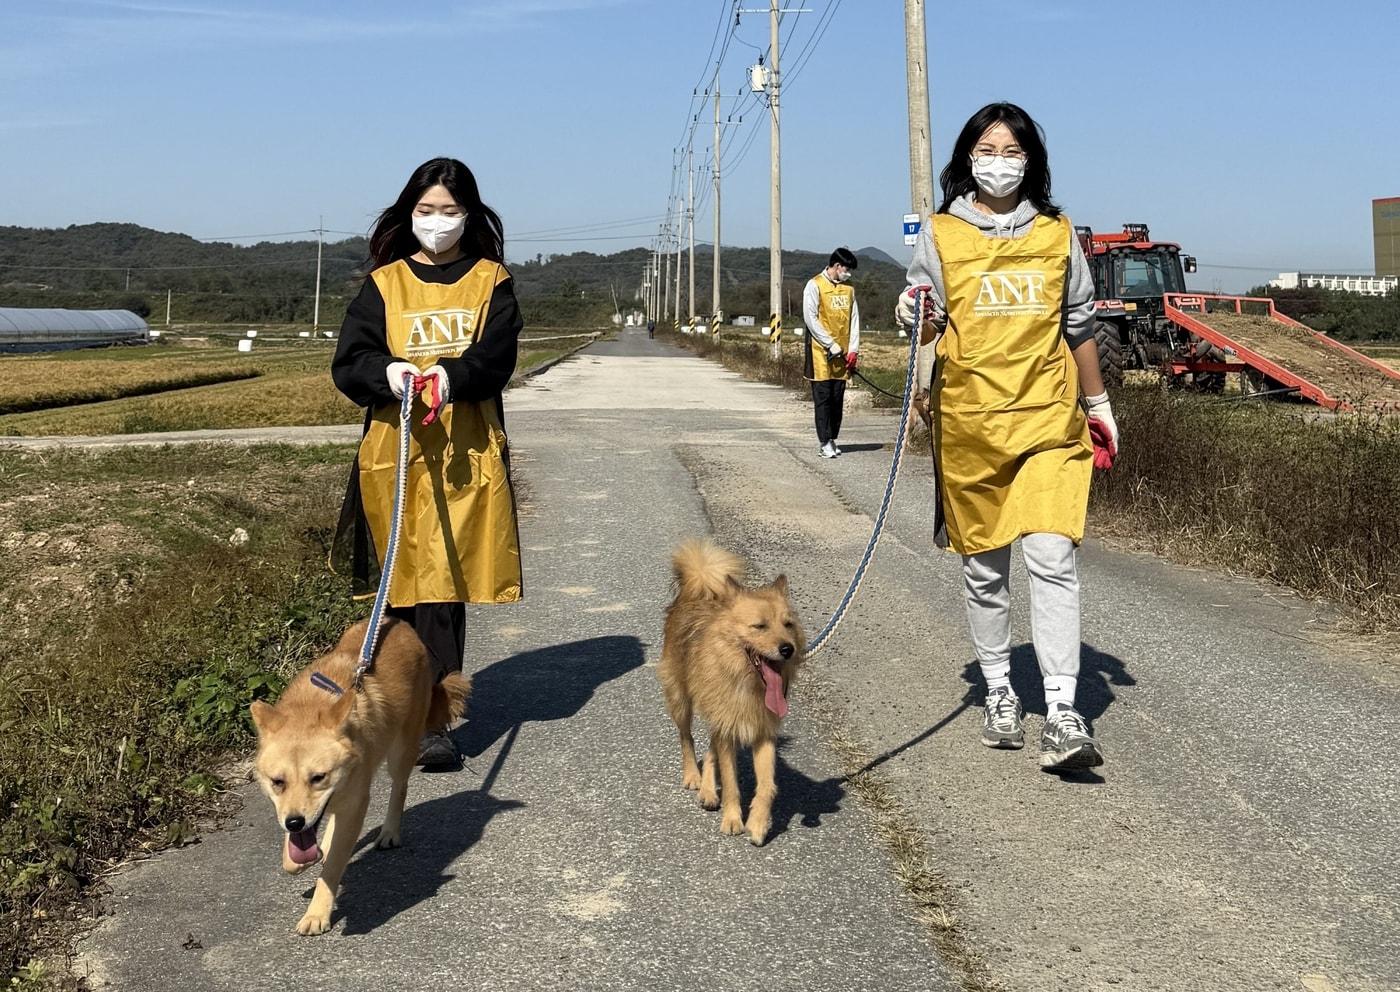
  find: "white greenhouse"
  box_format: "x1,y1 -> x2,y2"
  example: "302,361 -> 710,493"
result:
0,307 -> 150,352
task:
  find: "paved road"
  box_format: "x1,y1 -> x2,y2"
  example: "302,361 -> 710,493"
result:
75,328 -> 1399,992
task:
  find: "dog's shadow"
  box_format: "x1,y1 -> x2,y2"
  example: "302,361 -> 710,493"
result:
331,786 -> 525,936
725,735 -> 846,842
326,635 -> 645,934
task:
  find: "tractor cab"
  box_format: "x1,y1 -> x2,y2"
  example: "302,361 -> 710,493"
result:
1077,223 -> 1199,380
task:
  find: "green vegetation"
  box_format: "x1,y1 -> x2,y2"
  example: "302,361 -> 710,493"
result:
0,223 -> 909,330
1249,284 -> 1400,342
0,444 -> 362,981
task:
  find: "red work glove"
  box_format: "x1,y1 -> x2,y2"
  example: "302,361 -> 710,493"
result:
845,351 -> 859,371
1084,392 -> 1118,470
1087,419 -> 1116,470
412,366 -> 449,426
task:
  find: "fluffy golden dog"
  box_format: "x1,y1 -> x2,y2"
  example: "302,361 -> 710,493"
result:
250,619 -> 470,935
657,539 -> 806,846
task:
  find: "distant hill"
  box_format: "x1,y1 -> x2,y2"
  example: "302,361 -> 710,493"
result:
0,223 -> 909,328
855,245 -> 902,267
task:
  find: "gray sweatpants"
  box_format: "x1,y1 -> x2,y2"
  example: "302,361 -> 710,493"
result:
962,532 -> 1080,709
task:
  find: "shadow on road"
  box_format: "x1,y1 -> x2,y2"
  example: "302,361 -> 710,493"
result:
324,636 -> 644,934
453,635 -> 646,757
1000,642 -> 1135,722
847,642 -> 1133,780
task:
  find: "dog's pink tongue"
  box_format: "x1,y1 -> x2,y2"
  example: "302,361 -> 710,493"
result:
288,828 -> 320,865
761,664 -> 788,718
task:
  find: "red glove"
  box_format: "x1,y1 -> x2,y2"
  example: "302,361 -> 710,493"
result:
845,351 -> 859,371
1087,418 -> 1116,470
412,371 -> 445,426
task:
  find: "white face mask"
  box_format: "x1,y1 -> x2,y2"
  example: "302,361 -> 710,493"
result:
831,267 -> 851,284
412,213 -> 466,254
970,155 -> 1026,199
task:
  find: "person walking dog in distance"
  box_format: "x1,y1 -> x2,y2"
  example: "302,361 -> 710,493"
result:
803,247 -> 862,458
896,103 -> 1118,771
330,157 -> 525,768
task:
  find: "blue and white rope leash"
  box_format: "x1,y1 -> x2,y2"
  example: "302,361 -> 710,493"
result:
806,290 -> 925,657
353,372 -> 416,689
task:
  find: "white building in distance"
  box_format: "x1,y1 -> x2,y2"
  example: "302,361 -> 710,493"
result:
1268,271 -> 1397,296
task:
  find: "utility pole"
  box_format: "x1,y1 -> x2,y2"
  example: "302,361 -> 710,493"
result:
768,0 -> 782,323
313,216 -> 324,332
165,288 -> 171,328
712,83 -> 722,324
905,0 -> 934,218
674,210 -> 683,325
687,145 -> 696,322
663,222 -> 672,321
741,1 -> 808,321
125,268 -> 131,291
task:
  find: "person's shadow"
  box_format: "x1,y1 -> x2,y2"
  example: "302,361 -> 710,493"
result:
850,642 -> 1133,783
453,635 -> 645,758
326,635 -> 645,934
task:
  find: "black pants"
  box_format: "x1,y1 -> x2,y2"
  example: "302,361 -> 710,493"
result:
388,602 -> 465,682
811,378 -> 847,445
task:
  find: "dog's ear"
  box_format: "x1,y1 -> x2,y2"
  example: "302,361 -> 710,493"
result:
723,574 -> 744,599
319,687 -> 355,729
770,574 -> 789,595
249,699 -> 279,735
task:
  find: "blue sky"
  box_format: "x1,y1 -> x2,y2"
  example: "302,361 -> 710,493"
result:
1,0 -> 1396,291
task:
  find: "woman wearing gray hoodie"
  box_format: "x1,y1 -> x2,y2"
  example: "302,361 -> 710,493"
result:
896,102 -> 1116,771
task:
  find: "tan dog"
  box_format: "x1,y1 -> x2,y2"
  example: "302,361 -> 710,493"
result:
657,539 -> 806,846
249,618 -> 470,935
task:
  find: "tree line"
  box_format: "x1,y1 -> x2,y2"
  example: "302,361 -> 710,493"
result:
0,223 -> 911,329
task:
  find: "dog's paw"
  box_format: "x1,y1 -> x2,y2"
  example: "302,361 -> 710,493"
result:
682,769 -> 702,791
720,810 -> 744,835
375,829 -> 401,850
295,910 -> 332,936
698,788 -> 720,810
746,817 -> 771,847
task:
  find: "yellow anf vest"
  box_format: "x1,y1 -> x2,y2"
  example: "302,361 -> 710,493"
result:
356,258 -> 523,606
930,213 -> 1092,554
806,275 -> 855,382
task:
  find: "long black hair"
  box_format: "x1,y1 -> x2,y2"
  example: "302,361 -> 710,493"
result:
368,157 -> 504,269
937,102 -> 1060,218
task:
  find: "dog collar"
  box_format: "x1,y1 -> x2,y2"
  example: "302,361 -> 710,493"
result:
310,672 -> 345,696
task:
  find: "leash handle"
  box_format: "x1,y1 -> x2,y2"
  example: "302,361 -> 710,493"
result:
355,372 -> 417,687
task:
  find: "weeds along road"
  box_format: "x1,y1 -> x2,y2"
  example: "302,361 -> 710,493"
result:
61,327 -> 1399,992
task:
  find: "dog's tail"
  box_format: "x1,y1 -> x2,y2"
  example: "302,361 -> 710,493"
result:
428,672 -> 472,730
672,538 -> 745,602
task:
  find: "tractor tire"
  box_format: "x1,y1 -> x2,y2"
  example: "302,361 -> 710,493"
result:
1094,320 -> 1125,388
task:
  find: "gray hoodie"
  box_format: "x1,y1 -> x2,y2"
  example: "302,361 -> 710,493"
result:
906,192 -> 1096,387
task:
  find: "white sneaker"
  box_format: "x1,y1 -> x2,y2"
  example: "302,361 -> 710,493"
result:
819,441 -> 837,459
831,440 -> 843,456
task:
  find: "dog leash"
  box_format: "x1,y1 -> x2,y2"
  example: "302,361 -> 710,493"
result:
806,290 -> 925,657
850,366 -> 905,401
353,370 -> 433,689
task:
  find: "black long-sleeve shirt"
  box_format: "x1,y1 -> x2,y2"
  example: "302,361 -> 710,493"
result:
331,255 -> 524,410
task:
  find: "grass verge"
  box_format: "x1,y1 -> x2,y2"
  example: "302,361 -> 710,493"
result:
0,443 -> 362,983
1092,386 -> 1400,632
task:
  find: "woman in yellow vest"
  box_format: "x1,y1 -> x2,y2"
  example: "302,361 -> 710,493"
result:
803,247 -> 862,458
896,104 -> 1118,771
331,157 -> 523,767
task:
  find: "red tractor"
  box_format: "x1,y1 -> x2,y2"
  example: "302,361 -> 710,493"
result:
1076,223 -> 1216,388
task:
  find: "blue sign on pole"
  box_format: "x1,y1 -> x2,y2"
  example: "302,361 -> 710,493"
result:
902,213 -> 921,246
